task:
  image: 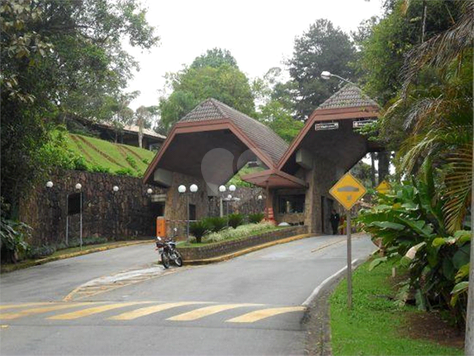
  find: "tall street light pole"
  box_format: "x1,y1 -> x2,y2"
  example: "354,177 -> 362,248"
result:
320,71 -> 355,85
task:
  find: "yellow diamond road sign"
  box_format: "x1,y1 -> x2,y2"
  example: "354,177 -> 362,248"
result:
376,180 -> 391,194
329,173 -> 367,210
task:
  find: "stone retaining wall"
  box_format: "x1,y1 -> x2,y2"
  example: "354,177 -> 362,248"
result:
19,169 -> 164,246
177,225 -> 308,261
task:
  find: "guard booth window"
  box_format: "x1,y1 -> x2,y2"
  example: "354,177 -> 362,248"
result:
278,195 -> 305,214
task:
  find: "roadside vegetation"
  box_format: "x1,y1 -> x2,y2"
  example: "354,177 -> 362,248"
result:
187,214 -> 278,246
330,260 -> 464,355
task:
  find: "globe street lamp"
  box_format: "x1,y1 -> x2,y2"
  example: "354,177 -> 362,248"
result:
218,185 -> 227,217
147,188 -> 153,195
112,186 -> 119,238
178,184 -> 198,241
320,71 -> 355,85
75,183 -> 83,250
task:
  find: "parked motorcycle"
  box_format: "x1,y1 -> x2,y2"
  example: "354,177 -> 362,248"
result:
155,236 -> 183,269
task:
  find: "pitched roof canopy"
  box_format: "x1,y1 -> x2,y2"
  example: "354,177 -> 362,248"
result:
180,99 -> 288,166
316,84 -> 379,111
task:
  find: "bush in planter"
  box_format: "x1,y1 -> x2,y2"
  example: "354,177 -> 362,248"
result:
207,216 -> 227,232
227,213 -> 244,229
189,220 -> 211,243
248,213 -> 265,224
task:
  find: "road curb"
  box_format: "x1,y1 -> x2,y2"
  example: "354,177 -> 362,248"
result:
184,233 -> 315,265
302,255 -> 371,306
0,240 -> 154,274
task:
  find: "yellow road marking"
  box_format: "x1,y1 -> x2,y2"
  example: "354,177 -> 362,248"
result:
48,302 -> 151,320
168,304 -> 262,321
109,302 -> 208,320
226,306 -> 306,323
0,302 -> 55,310
0,303 -> 97,320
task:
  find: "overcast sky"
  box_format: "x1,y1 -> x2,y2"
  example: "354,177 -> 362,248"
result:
125,0 -> 384,110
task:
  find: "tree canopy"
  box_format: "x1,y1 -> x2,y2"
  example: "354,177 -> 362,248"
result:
1,0 -> 158,217
285,19 -> 356,120
158,49 -> 255,133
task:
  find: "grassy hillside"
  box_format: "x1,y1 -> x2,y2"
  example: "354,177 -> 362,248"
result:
65,134 -> 156,177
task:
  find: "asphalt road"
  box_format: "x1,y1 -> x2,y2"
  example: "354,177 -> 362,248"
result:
0,234 -> 376,355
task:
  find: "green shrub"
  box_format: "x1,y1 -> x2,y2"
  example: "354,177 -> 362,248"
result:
0,218 -> 31,263
189,220 -> 211,243
126,155 -> 138,170
142,158 -> 149,164
248,213 -> 264,224
357,175 -> 471,327
73,155 -> 89,171
91,165 -> 111,173
206,216 -> 227,232
28,245 -> 56,259
203,222 -> 275,243
228,213 -> 244,229
115,167 -> 136,176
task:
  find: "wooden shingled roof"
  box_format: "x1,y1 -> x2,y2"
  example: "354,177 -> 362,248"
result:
180,98 -> 288,167
316,84 -> 380,111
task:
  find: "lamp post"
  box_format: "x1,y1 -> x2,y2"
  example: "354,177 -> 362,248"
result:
113,185 -> 119,238
46,181 -> 54,244
320,71 -> 355,85
75,183 -> 83,250
178,184 -> 198,241
218,185 -> 226,217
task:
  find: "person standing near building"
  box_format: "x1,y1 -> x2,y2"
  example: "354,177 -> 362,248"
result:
330,209 -> 340,235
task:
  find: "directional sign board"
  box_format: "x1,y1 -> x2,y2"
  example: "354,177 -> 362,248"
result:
329,173 -> 367,211
376,180 -> 391,194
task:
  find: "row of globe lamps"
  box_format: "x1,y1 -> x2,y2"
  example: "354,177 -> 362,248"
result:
45,180 -> 265,244
177,183 -> 265,240
45,180 -> 155,248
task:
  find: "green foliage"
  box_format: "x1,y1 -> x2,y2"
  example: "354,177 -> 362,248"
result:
64,133 -> 155,176
204,217 -> 227,233
190,48 -> 238,69
1,0 -> 158,218
286,19 -> 356,120
189,220 -> 211,243
126,155 -> 138,170
357,177 -> 471,326
330,260 -> 463,356
248,213 -> 265,224
201,222 -> 277,244
115,168 -> 137,176
28,245 -> 56,259
0,217 -> 31,263
227,213 -> 244,229
158,49 -> 255,132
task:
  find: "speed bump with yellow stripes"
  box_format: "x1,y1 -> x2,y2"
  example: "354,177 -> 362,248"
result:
0,301 -> 306,324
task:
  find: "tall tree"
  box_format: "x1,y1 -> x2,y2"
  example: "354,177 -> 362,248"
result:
1,0 -> 158,217
158,49 -> 255,132
286,19 -> 356,120
190,48 -> 238,69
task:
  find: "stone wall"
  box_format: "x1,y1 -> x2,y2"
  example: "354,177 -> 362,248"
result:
177,225 -> 308,261
19,170 -> 164,246
207,187 -> 265,218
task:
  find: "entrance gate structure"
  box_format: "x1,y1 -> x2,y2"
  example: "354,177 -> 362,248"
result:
144,84 -> 382,235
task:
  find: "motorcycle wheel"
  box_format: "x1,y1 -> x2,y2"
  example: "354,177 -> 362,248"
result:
173,250 -> 183,267
161,252 -> 170,269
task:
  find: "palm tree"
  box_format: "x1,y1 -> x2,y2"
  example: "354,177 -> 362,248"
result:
388,0 -> 473,233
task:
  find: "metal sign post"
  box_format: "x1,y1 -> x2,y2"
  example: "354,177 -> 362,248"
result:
346,211 -> 352,309
329,172 -> 367,310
